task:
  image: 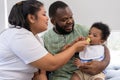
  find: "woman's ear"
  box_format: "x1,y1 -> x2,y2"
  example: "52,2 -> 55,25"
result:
27,14 -> 36,24
101,40 -> 105,43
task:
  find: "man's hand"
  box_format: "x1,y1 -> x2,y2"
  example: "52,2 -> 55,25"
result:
79,60 -> 105,75
79,45 -> 110,75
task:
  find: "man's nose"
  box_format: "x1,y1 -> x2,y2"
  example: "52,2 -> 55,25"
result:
66,18 -> 73,24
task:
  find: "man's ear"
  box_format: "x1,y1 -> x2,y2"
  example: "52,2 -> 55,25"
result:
51,18 -> 56,25
27,14 -> 36,24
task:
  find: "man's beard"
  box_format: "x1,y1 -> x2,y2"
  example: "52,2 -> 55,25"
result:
54,23 -> 74,35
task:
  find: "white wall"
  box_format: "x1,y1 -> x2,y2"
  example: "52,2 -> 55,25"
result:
0,0 -> 5,32
42,0 -> 120,31
3,0 -> 120,31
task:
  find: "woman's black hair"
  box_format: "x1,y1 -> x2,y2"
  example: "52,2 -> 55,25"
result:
8,0 -> 43,31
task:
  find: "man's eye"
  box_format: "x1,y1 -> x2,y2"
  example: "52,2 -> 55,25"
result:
61,19 -> 67,22
70,17 -> 73,19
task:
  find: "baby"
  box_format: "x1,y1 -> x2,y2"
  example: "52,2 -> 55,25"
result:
71,22 -> 110,80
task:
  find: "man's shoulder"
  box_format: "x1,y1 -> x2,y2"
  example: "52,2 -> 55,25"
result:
74,24 -> 89,36
43,28 -> 54,36
42,28 -> 57,39
74,24 -> 89,32
74,24 -> 88,29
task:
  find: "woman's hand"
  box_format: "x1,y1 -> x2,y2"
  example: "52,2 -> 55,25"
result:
62,36 -> 87,51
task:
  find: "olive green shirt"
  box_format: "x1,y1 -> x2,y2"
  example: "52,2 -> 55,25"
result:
43,24 -> 89,80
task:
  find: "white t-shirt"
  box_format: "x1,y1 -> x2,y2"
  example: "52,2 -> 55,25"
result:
79,45 -> 104,62
0,27 -> 48,80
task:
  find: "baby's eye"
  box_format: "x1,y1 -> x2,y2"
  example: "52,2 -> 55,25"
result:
88,32 -> 91,35
93,34 -> 97,37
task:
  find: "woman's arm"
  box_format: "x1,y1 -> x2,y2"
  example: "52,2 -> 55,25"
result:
79,45 -> 110,75
30,40 -> 89,71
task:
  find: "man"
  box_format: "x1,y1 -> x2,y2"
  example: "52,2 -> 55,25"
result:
43,1 -> 110,80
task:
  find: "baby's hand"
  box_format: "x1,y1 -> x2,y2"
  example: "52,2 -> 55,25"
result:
74,58 -> 83,68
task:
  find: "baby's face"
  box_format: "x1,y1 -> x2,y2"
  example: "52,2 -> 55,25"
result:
88,27 -> 103,45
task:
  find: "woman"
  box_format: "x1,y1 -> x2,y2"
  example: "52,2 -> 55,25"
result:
0,0 -> 88,80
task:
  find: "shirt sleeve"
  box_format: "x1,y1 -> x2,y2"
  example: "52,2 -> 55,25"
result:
9,29 -> 48,64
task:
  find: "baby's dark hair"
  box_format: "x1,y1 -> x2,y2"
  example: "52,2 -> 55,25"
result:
91,22 -> 110,41
49,1 -> 68,18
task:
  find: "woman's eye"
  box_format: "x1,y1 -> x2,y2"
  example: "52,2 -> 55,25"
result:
43,14 -> 46,16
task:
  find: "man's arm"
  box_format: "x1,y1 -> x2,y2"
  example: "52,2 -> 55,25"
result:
79,45 -> 110,75
102,45 -> 110,68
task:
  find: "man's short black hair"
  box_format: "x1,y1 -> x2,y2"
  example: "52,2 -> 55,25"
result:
91,22 -> 110,41
49,1 -> 68,18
